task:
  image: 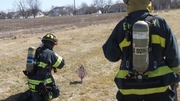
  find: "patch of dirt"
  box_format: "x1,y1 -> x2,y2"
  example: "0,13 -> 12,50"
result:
0,13 -> 125,39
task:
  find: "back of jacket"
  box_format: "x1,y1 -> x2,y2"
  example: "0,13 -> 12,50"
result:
29,45 -> 65,80
102,10 -> 180,95
103,10 -> 180,72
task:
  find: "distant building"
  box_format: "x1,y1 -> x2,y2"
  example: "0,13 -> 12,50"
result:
48,6 -> 74,17
104,5 -> 112,13
0,13 -> 5,19
104,3 -> 126,13
96,10 -> 102,14
13,12 -> 23,19
48,7 -> 61,16
26,11 -> 45,18
76,7 -> 86,15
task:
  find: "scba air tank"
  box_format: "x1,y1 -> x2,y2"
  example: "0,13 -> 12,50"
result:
132,20 -> 149,73
26,46 -> 36,72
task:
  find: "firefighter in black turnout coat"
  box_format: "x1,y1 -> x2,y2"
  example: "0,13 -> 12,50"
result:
18,33 -> 65,101
102,0 -> 180,101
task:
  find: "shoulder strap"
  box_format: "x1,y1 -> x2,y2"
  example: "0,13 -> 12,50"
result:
145,14 -> 158,69
29,47 -> 41,75
125,13 -> 152,41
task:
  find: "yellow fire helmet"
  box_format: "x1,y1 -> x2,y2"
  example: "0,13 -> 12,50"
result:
123,0 -> 154,14
42,33 -> 58,45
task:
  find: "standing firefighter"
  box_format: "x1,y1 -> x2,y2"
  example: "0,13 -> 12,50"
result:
102,0 -> 180,101
18,33 -> 65,101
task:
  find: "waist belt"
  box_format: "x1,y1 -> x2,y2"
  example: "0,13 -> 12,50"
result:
120,77 -> 163,89
121,60 -> 166,71
114,76 -> 169,95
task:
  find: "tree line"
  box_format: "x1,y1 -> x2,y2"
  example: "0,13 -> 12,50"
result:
0,0 -> 180,19
152,0 -> 180,10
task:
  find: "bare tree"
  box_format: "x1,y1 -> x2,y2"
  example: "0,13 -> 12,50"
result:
17,0 -> 27,18
152,0 -> 171,10
171,0 -> 180,9
79,2 -> 89,14
99,0 -> 106,7
93,0 -> 99,7
26,0 -> 41,18
93,0 -> 106,8
87,4 -> 97,14
107,0 -> 113,5
160,0 -> 171,9
115,0 -> 122,3
0,11 -> 6,19
93,0 -> 107,13
7,12 -> 13,19
66,5 -> 74,15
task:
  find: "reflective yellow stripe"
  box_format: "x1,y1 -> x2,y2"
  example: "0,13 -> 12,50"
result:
38,62 -> 48,68
28,78 -> 53,85
119,35 -> 165,51
53,57 -> 62,68
145,66 -> 173,78
116,66 -> 173,78
44,78 -> 53,84
29,83 -> 36,89
28,79 -> 42,85
28,78 -> 53,91
28,84 -> 37,92
31,90 -> 38,92
119,38 -> 131,51
119,86 -> 168,95
152,35 -> 165,47
172,65 -> 180,74
115,70 -> 129,78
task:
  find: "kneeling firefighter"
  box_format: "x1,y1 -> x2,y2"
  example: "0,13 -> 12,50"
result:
18,33 -> 65,101
102,0 -> 180,101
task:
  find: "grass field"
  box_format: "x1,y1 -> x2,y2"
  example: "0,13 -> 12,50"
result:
0,10 -> 180,101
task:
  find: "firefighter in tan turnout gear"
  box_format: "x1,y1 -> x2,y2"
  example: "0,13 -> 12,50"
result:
102,0 -> 180,101
18,33 -> 65,101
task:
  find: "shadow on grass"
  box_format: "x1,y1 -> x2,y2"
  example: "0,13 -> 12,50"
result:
2,90 -> 32,101
1,92 -> 23,101
69,81 -> 83,85
1,81 -> 83,101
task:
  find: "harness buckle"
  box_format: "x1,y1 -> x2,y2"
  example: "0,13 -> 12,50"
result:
126,61 -> 129,68
135,73 -> 148,82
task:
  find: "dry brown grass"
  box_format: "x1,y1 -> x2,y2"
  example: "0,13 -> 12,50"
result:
0,10 -> 180,101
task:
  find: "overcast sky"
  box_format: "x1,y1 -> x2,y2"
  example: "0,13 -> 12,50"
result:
0,0 -> 120,12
